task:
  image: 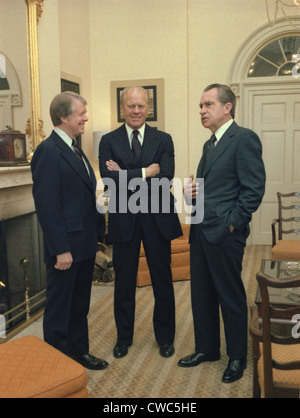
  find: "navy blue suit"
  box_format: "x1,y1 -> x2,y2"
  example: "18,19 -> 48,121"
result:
99,124 -> 182,346
190,121 -> 265,358
31,130 -> 104,355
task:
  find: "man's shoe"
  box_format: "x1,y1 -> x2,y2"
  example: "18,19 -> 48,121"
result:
178,351 -> 220,367
159,344 -> 175,358
71,353 -> 109,370
222,358 -> 247,383
113,344 -> 128,358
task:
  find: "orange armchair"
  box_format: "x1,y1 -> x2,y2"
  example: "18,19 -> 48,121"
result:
136,223 -> 190,287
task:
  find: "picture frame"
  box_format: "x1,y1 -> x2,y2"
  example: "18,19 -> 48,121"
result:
60,75 -> 82,147
110,78 -> 165,130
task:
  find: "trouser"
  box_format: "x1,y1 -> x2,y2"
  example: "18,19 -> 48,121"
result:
113,213 -> 175,346
43,255 -> 95,356
190,227 -> 247,359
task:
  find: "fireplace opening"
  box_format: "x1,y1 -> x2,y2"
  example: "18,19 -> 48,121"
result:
0,212 -> 46,337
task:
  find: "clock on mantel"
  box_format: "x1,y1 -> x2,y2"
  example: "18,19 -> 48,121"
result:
0,127 -> 29,167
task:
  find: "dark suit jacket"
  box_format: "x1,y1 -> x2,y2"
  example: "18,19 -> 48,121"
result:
31,130 -> 101,265
99,124 -> 182,243
194,121 -> 265,244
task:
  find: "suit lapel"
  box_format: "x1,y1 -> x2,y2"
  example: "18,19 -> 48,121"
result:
52,132 -> 93,191
141,124 -> 159,165
114,124 -> 160,168
114,125 -> 137,166
203,121 -> 238,176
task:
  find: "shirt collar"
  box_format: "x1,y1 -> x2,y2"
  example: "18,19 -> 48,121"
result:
54,127 -> 73,148
214,119 -> 234,142
125,123 -> 146,143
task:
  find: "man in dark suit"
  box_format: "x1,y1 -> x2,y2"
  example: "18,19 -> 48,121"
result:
31,91 -> 108,370
99,86 -> 182,358
178,84 -> 265,383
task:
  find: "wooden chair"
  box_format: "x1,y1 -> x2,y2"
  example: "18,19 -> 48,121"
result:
249,272 -> 300,398
271,192 -> 300,260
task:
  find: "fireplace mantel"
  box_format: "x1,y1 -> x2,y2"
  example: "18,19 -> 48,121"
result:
0,166 -> 35,219
0,166 -> 32,190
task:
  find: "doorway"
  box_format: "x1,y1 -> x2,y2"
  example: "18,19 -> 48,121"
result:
229,17 -> 300,245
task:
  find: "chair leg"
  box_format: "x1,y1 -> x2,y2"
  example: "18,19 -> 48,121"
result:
252,340 -> 261,398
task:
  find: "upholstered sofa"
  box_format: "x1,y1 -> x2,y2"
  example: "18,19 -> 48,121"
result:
136,223 -> 190,287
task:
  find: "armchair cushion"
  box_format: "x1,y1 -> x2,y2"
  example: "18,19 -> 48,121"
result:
271,240 -> 300,261
257,342 -> 300,397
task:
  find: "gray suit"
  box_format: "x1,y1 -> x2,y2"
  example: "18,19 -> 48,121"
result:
190,121 -> 265,358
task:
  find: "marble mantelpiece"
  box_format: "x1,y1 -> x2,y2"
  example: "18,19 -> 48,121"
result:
0,166 -> 35,219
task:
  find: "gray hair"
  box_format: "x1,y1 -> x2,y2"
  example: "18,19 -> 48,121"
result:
50,91 -> 87,126
203,83 -> 236,118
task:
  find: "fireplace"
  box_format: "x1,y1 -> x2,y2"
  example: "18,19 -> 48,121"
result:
0,166 -> 46,338
0,211 -> 46,331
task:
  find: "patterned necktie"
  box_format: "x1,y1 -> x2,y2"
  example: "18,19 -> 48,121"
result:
201,134 -> 217,175
132,130 -> 141,160
72,139 -> 84,163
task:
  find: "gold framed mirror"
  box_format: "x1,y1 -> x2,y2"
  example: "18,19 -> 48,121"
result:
25,0 -> 46,156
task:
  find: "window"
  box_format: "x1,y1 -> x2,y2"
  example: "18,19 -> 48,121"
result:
248,36 -> 300,77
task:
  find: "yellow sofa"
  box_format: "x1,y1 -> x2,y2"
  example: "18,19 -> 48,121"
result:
136,223 -> 190,287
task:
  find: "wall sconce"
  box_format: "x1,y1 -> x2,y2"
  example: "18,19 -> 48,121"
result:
93,131 -> 110,160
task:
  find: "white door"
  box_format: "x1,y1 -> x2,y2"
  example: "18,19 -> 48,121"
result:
245,86 -> 300,244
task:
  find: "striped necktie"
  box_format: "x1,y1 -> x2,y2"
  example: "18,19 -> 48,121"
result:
201,134 -> 217,175
132,130 -> 141,160
72,140 -> 90,178
72,139 -> 84,163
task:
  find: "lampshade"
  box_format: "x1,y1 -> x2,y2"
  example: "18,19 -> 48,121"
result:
93,131 -> 110,159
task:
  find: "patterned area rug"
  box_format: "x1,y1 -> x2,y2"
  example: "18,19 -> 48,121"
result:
86,245 -> 272,398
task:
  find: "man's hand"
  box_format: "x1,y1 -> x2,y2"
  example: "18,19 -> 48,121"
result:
145,163 -> 160,178
55,252 -> 73,270
184,174 -> 199,204
106,160 -> 121,171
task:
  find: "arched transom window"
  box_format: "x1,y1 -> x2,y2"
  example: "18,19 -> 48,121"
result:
248,36 -> 300,77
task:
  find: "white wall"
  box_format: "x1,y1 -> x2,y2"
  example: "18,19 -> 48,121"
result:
5,0 -> 299,204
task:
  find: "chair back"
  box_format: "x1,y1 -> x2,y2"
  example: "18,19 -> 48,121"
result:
256,271 -> 300,398
273,192 -> 300,243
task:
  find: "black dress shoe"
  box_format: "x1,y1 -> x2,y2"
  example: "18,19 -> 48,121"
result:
222,358 -> 247,383
159,344 -> 175,358
113,344 -> 128,358
178,351 -> 220,367
71,353 -> 109,370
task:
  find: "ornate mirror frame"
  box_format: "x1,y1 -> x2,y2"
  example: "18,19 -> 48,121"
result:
25,0 -> 46,156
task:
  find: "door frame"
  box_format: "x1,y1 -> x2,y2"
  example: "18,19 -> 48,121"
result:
228,16 -> 300,245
